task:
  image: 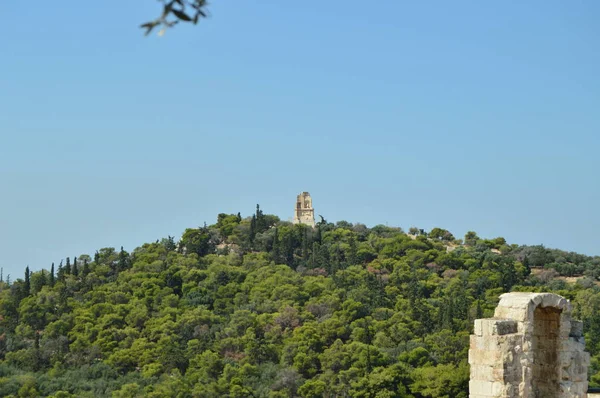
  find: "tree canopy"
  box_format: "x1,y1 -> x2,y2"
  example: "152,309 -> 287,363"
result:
1,206 -> 599,397
142,0 -> 210,36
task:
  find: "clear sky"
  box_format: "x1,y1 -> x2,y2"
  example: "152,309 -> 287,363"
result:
1,1 -> 599,279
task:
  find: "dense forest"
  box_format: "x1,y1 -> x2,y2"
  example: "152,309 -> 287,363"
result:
1,206 -> 600,397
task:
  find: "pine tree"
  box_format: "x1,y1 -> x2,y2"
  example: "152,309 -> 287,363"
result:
49,263 -> 55,286
25,266 -> 31,295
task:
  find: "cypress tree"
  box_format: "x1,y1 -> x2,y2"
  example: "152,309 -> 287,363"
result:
165,236 -> 176,252
5,274 -> 10,286
0,267 -> 3,283
25,266 -> 31,295
94,251 -> 100,264
65,257 -> 71,275
348,235 -> 358,266
311,241 -> 319,268
476,299 -> 483,319
250,214 -> 257,243
255,204 -> 265,232
38,269 -> 47,290
301,228 -> 309,266
82,258 -> 90,277
523,256 -> 531,276
57,260 -> 64,281
315,225 -> 322,244
49,263 -> 55,286
72,257 -> 79,277
272,227 -> 279,263
118,246 -> 128,272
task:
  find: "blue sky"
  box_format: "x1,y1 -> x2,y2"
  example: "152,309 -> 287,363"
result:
1,1 -> 599,279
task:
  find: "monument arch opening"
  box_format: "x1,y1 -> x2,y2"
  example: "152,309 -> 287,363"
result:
532,305 -> 561,397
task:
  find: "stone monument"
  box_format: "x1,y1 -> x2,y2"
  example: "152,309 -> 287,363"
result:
293,192 -> 315,227
469,292 -> 590,397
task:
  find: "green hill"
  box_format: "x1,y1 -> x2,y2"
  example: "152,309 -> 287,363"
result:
1,206 -> 599,397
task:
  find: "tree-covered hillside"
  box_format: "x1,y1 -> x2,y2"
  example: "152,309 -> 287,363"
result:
1,206 -> 600,397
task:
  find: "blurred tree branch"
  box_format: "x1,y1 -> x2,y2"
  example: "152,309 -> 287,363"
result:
141,0 -> 209,36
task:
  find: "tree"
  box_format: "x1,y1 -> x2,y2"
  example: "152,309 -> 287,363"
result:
464,231 -> 479,246
142,0 -> 210,36
180,226 -> 213,257
272,227 -> 280,263
31,270 -> 47,294
411,363 -> 469,398
49,263 -> 55,286
250,214 -> 257,243
429,227 -> 454,241
2,208 -> 600,396
216,214 -> 241,239
82,258 -> 90,277
24,266 -> 31,296
118,247 -> 129,272
57,260 -> 64,281
72,257 -> 79,277
409,227 -> 420,236
65,257 -> 71,275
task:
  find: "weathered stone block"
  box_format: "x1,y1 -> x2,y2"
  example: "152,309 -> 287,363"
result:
475,319 -> 518,336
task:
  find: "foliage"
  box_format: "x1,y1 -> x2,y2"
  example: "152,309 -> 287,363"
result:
1,209 -> 600,396
142,0 -> 209,36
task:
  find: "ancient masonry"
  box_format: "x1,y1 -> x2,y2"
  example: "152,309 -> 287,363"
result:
293,192 -> 315,227
469,292 -> 590,398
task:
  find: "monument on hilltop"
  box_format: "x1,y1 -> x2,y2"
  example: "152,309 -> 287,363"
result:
293,192 -> 315,227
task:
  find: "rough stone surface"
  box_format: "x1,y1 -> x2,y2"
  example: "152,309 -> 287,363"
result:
469,292 -> 589,397
292,192 -> 315,227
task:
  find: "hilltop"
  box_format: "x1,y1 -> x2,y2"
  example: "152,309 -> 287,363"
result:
1,207 -> 600,397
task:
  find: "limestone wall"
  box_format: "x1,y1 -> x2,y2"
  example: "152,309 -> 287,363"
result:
469,292 -> 590,398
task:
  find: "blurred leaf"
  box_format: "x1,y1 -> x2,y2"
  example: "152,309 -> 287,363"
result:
171,9 -> 193,22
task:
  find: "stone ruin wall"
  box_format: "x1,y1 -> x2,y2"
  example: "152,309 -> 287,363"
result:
469,292 -> 590,397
